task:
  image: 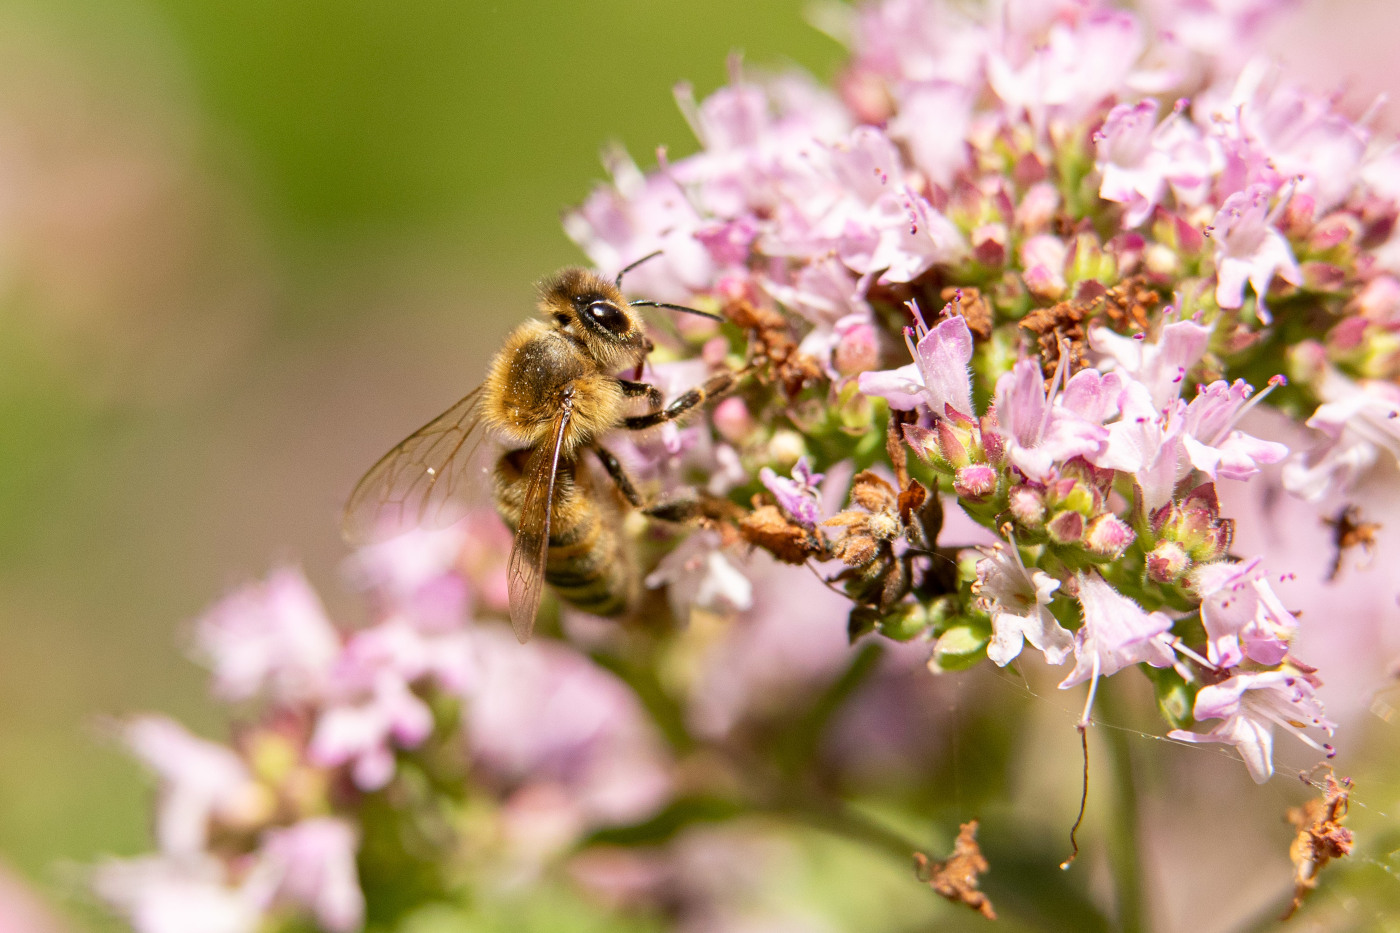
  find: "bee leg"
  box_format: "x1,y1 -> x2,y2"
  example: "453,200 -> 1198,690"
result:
592,444 -> 644,508
617,378 -> 664,412
622,369 -> 739,431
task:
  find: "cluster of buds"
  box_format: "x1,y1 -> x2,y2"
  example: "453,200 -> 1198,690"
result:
1143,483 -> 1234,585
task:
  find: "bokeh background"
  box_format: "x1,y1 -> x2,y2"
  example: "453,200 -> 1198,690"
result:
0,0 -> 1396,929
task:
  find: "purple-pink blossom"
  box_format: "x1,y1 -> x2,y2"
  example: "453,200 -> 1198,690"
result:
1060,572 -> 1175,691
1169,668 -> 1334,783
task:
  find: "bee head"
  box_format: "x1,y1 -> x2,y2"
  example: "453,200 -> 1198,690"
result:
539,268 -> 652,371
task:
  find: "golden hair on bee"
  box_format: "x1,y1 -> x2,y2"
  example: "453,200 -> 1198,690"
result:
344,258 -> 737,643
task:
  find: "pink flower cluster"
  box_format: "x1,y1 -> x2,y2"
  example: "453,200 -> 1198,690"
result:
861,307 -> 1329,781
96,516 -> 674,933
556,0 -> 1386,784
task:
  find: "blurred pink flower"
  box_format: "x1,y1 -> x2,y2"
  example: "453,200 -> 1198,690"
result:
191,567 -> 339,705
260,819 -> 364,933
121,717 -> 266,858
1209,183 -> 1302,322
92,856 -> 268,933
465,628 -> 672,827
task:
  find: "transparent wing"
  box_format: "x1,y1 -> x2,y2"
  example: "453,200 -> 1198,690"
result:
506,402 -> 572,642
342,386 -> 489,544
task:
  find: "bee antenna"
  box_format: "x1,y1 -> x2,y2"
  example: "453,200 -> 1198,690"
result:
629,299 -> 724,322
614,250 -> 665,288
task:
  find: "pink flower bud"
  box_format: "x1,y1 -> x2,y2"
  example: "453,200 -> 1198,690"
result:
834,319 -> 879,376
712,396 -> 754,443
954,464 -> 998,500
1146,540 -> 1189,583
1008,485 -> 1046,526
1084,514 -> 1135,558
1046,509 -> 1084,545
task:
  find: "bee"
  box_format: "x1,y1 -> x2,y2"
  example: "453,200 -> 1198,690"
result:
343,254 -> 737,642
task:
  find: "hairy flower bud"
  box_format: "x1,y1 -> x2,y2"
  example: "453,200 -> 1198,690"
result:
954,464 -> 998,500
1084,514 -> 1135,558
1046,509 -> 1085,545
1008,485 -> 1046,527
1146,540 -> 1190,584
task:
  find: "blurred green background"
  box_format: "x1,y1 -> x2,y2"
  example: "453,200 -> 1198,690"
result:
0,1 -> 843,926
3,0 -> 1399,929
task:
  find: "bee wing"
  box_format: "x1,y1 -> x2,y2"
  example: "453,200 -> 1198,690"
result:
506,401 -> 573,643
342,386 -> 489,544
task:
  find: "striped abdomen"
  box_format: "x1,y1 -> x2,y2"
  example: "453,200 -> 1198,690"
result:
493,451 -> 636,618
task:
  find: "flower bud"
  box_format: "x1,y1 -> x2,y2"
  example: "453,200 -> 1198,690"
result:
1084,514 -> 1135,558
937,419 -> 972,467
834,318 -> 879,376
1047,509 -> 1084,545
768,428 -> 806,467
712,396 -> 754,444
954,464 -> 998,500
1008,485 -> 1045,526
1146,539 -> 1189,584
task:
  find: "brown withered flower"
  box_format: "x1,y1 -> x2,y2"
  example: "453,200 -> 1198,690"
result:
823,470 -> 938,611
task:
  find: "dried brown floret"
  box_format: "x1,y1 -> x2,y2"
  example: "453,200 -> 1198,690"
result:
941,286 -> 994,340
739,504 -> 829,564
914,821 -> 997,920
1282,774 -> 1353,920
1323,504 -> 1379,582
725,296 -> 824,396
1020,275 -> 1162,376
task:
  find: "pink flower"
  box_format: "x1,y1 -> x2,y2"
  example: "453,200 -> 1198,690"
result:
1211,62 -> 1368,213
820,127 -> 963,283
465,629 -> 671,827
260,819 -> 364,933
974,541 -> 1072,667
1059,572 -> 1175,691
993,359 -> 1121,482
1095,379 -> 1188,511
1169,668 -> 1334,783
645,528 -> 754,618
308,655 -> 436,791
1095,99 -> 1216,227
344,523 -> 469,630
1209,183 -> 1302,322
564,148 -> 715,305
121,717 -> 266,858
1180,379 -> 1288,482
759,457 -> 825,527
886,83 -> 974,186
857,311 -> 973,417
191,567 -> 339,705
92,856 -> 268,933
1089,317 -> 1210,409
1193,558 -> 1297,668
986,11 -> 1145,133
1283,368 -> 1400,501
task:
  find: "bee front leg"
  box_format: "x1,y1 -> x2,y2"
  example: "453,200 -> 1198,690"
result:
592,444 -> 644,508
622,369 -> 739,431
617,378 -> 664,413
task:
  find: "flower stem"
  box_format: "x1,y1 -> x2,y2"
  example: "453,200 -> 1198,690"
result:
1100,688 -> 1150,933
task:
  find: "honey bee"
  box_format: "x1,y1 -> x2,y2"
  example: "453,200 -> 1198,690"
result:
344,255 -> 737,642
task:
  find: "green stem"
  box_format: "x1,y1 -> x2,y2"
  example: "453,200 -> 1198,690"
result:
1099,688 -> 1149,933
763,788 -> 927,864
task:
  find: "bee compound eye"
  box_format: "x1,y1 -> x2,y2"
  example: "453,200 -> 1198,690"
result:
586,301 -> 629,335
